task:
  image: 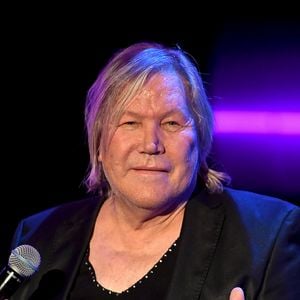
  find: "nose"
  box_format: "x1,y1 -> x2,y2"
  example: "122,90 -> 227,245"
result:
139,124 -> 164,155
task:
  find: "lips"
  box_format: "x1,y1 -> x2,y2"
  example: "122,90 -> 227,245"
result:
132,166 -> 170,172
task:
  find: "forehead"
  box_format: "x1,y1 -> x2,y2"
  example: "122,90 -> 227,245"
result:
128,72 -> 188,111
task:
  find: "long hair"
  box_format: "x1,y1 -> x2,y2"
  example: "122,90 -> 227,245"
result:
84,42 -> 230,196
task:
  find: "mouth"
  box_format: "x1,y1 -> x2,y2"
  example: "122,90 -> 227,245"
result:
132,167 -> 169,174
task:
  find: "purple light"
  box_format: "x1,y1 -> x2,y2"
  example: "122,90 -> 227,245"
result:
214,111 -> 300,135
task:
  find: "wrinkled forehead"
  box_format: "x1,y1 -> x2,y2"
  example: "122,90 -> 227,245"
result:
139,72 -> 185,99
116,71 -> 188,114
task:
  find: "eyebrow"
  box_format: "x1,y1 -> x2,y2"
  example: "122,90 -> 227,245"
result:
121,108 -> 189,119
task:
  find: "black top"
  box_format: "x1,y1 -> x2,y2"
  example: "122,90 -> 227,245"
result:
69,239 -> 180,299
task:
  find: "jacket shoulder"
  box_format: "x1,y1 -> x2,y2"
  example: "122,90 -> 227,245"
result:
221,187 -> 299,226
23,196 -> 99,225
11,195 -> 101,249
224,187 -> 297,210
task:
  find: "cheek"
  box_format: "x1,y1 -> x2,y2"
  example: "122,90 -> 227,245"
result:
180,135 -> 200,174
103,134 -> 134,168
176,131 -> 199,159
186,142 -> 200,168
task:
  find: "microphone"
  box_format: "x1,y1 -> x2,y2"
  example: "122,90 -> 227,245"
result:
0,245 -> 41,300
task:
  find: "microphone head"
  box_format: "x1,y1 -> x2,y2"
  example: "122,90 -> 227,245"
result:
8,245 -> 41,277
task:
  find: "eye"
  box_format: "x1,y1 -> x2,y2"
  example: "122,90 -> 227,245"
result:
124,121 -> 136,125
162,121 -> 181,131
119,121 -> 139,129
167,121 -> 180,126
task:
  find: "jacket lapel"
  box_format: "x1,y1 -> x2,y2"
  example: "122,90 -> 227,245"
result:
52,198 -> 102,299
165,191 -> 225,300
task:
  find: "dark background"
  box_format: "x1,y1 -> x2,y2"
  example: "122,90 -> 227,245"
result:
1,10 -> 300,266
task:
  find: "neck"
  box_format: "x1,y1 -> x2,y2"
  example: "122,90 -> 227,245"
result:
103,194 -> 187,241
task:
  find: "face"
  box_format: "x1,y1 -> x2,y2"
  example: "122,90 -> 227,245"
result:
99,72 -> 200,213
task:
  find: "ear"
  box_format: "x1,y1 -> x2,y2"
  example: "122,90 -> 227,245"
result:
97,147 -> 102,162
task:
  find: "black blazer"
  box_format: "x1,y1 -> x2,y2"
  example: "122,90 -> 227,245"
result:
9,188 -> 300,299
